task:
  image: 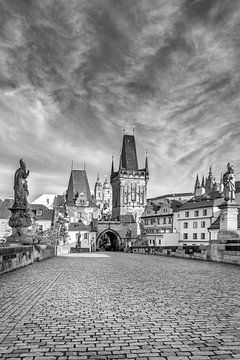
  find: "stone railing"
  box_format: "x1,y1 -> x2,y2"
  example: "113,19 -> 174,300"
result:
0,244 -> 56,275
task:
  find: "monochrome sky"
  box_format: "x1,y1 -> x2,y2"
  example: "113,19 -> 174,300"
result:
1,0 -> 240,201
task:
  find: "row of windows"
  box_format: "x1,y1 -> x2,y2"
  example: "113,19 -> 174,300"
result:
185,209 -> 208,217
183,221 -> 206,229
183,233 -> 206,240
144,217 -> 172,225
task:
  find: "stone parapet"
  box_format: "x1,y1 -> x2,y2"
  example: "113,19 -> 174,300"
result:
0,244 -> 56,275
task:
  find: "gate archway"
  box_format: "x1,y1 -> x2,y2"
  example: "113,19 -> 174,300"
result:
97,229 -> 121,251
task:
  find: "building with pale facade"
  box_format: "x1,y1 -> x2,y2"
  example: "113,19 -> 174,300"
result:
177,192 -> 223,246
140,198 -> 183,247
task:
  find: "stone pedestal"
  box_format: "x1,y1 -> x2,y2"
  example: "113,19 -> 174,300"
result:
6,206 -> 33,245
217,201 -> 239,243
219,201 -> 238,231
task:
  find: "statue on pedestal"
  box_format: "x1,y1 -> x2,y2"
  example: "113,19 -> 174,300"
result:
7,159 -> 32,244
223,163 -> 235,202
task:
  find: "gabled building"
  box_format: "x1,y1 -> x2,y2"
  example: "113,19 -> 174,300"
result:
177,191 -> 223,246
65,169 -> 100,225
111,134 -> 149,234
140,198 -> 183,247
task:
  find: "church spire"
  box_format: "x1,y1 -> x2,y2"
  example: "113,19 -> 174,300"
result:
194,174 -> 200,193
111,156 -> 114,176
201,175 -> 205,188
208,165 -> 213,180
145,153 -> 149,179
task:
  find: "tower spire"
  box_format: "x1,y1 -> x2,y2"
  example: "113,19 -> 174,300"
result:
145,151 -> 149,179
194,174 -> 200,193
201,175 -> 205,188
111,155 -> 114,176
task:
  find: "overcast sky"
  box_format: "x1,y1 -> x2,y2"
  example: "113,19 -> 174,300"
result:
1,0 -> 240,201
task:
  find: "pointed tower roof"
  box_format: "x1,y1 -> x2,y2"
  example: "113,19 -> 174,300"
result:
145,155 -> 149,178
111,156 -> 114,175
208,165 -> 213,179
194,174 -> 200,193
201,175 -> 205,187
120,134 -> 138,170
66,170 -> 91,204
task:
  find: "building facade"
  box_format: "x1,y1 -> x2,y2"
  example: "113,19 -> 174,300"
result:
94,174 -> 112,219
140,198 -> 182,247
65,169 -> 100,225
177,193 -> 223,246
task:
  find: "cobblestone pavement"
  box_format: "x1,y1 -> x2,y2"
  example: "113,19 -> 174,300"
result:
1,253 -> 240,360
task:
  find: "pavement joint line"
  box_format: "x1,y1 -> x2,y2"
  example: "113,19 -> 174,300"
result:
0,263 -> 67,346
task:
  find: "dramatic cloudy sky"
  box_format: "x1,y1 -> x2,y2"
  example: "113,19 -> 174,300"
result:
1,0 -> 240,201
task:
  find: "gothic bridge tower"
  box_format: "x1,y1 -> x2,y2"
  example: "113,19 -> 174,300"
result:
110,134 -> 149,233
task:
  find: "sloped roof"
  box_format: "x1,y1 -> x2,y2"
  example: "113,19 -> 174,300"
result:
120,135 -> 138,170
179,191 -> 223,211
68,222 -> 90,231
67,170 -> 92,203
30,204 -> 54,221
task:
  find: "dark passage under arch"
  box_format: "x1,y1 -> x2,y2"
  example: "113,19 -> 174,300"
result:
97,230 -> 121,251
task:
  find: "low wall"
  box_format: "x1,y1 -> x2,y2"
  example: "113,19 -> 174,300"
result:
0,244 -> 56,275
130,245 -> 211,262
131,244 -> 240,265
210,241 -> 240,265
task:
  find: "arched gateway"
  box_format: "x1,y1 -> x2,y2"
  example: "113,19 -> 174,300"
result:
95,219 -> 137,252
97,229 -> 121,251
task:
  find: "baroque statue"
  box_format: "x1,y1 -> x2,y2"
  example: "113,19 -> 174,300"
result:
223,163 -> 235,202
7,159 -> 32,243
13,159 -> 30,208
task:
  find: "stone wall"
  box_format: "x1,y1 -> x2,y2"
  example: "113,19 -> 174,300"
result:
130,246 -> 211,261
0,244 -> 56,275
131,244 -> 240,265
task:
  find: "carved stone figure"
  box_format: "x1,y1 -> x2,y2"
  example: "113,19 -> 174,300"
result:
13,159 -> 30,208
7,159 -> 32,244
223,163 -> 235,202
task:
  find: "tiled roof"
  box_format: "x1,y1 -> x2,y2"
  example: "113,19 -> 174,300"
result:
66,170 -> 92,204
179,191 -> 223,211
120,135 -> 138,170
30,204 -> 54,221
68,222 -> 90,231
149,193 -> 193,202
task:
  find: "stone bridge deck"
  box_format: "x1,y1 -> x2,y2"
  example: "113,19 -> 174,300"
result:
0,253 -> 240,360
